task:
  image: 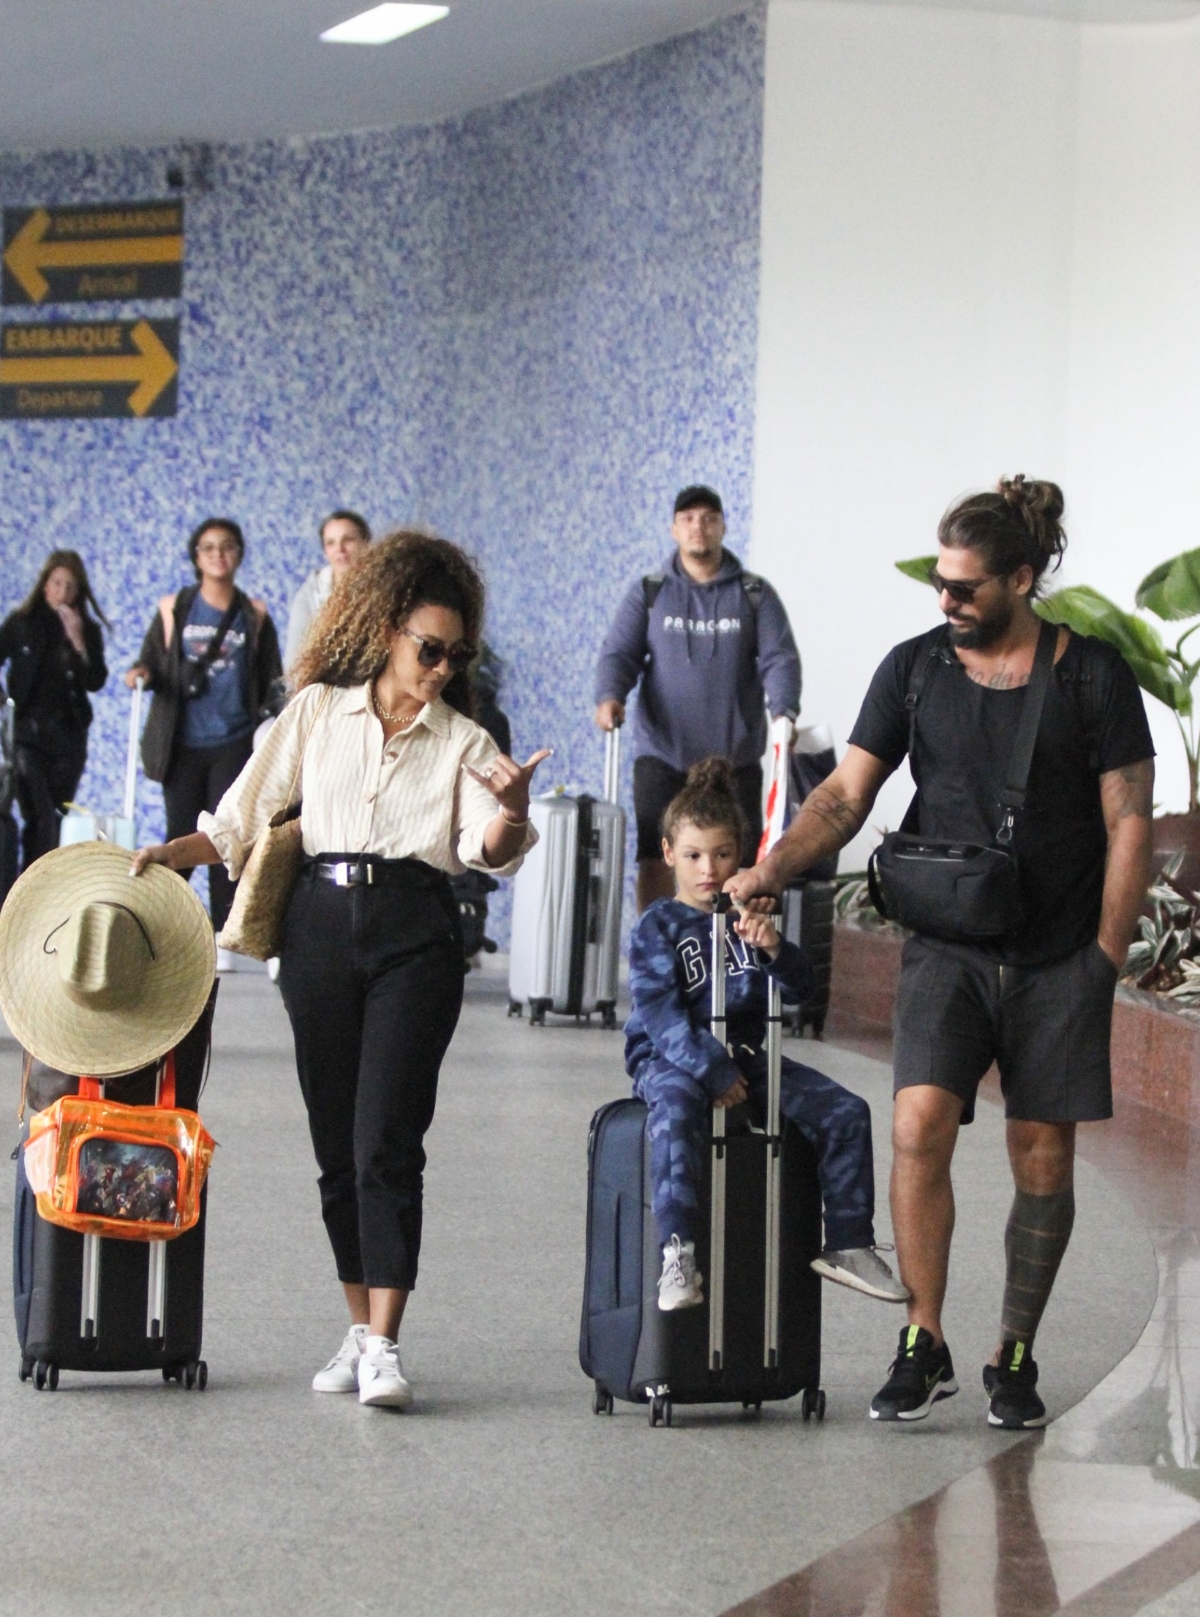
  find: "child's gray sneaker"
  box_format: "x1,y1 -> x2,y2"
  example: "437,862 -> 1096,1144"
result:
657,1235 -> 704,1311
811,1247 -> 910,1302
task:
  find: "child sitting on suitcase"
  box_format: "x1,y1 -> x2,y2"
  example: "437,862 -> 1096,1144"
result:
625,756 -> 909,1312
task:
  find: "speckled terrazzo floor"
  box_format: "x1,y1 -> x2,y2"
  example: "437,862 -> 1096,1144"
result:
0,969 -> 1155,1617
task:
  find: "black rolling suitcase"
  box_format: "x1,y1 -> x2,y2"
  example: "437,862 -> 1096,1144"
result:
580,900 -> 824,1426
13,985 -> 217,1391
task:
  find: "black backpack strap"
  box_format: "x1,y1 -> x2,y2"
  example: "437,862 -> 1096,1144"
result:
903,628 -> 948,760
642,572 -> 666,611
996,619 -> 1057,843
741,572 -> 764,614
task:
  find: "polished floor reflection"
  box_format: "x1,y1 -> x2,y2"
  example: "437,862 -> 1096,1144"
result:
721,1091 -> 1200,1617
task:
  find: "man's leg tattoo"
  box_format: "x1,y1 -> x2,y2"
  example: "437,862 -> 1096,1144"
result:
1001,1188 -> 1075,1344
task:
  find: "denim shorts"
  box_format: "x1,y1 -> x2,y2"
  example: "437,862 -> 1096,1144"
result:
892,935 -> 1118,1124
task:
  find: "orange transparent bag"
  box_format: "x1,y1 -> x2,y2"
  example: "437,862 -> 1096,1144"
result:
22,1051 -> 214,1242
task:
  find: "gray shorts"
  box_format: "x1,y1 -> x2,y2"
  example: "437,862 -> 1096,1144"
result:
893,935 -> 1118,1125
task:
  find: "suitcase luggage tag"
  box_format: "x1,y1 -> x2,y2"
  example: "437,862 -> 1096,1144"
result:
22,1050 -> 214,1244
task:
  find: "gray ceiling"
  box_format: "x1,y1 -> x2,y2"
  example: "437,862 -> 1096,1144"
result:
0,0 -> 755,153
1,0 -> 1196,155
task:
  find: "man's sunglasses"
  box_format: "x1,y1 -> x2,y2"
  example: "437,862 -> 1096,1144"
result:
402,629 -> 477,673
927,567 -> 998,605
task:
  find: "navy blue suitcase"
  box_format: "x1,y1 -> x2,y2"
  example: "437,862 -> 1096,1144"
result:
579,905 -> 824,1425
13,986 -> 216,1391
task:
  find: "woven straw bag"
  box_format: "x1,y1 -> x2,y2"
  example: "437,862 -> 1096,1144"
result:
216,688 -> 332,961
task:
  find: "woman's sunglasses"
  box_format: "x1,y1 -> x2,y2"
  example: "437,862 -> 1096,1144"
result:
402,629 -> 477,674
927,567 -> 997,605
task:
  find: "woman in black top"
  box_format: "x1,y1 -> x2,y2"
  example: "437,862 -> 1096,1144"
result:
0,550 -> 109,869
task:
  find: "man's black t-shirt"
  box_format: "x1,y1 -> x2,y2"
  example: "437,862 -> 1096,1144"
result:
848,628 -> 1154,965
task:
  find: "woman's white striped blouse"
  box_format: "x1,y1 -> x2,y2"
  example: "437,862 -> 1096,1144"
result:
199,682 -> 537,880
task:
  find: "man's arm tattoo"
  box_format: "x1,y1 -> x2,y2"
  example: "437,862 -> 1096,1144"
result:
804,784 -> 864,842
1101,759 -> 1154,820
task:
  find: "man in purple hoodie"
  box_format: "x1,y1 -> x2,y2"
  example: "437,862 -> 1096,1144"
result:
594,485 -> 801,910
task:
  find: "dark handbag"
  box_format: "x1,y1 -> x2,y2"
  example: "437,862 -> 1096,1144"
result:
178,593 -> 241,701
867,620 -> 1056,943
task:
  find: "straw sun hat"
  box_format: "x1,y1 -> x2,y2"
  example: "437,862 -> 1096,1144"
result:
0,842 -> 215,1078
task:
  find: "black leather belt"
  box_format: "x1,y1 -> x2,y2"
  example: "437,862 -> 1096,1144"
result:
304,857 -> 441,889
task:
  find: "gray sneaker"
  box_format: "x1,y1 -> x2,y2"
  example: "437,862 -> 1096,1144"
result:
811,1247 -> 910,1302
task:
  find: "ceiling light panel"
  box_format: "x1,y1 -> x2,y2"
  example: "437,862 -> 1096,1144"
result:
320,4 -> 449,46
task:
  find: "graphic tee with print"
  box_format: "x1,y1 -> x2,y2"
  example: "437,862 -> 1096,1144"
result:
179,594 -> 253,749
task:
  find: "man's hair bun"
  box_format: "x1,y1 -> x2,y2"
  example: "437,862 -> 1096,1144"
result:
938,474 -> 1067,590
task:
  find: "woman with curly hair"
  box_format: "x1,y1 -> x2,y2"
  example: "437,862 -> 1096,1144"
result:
132,532 -> 549,1408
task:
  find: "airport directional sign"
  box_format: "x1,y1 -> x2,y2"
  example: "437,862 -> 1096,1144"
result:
2,201 -> 184,306
0,318 -> 179,419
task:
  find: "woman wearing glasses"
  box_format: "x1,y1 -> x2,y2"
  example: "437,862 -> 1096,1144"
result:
126,517 -> 283,942
131,532 -> 548,1409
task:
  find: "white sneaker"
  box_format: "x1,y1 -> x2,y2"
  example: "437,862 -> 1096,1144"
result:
266,956 -> 281,982
216,947 -> 238,974
357,1335 -> 413,1408
811,1247 -> 911,1303
657,1236 -> 704,1312
311,1323 -> 368,1393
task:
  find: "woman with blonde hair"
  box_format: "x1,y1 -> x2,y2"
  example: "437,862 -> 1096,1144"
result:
0,549 -> 109,868
133,532 -> 548,1409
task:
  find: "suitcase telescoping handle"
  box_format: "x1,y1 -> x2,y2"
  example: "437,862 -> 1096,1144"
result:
708,894 -> 784,1374
602,720 -> 622,806
123,676 -> 144,823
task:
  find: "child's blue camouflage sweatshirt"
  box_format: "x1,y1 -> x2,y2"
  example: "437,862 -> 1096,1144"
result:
624,897 -> 817,1100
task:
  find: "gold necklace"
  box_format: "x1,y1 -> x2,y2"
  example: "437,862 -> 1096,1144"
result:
372,686 -> 420,726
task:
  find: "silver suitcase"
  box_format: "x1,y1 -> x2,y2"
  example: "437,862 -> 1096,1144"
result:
508,728 -> 625,1028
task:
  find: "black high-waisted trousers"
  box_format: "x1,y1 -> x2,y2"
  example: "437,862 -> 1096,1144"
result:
277,858 -> 464,1290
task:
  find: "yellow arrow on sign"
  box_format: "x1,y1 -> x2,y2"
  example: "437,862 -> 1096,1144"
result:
0,319 -> 178,416
3,208 -> 184,304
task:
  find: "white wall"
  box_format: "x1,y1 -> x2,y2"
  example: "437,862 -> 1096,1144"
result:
1063,15 -> 1200,814
751,0 -> 1200,864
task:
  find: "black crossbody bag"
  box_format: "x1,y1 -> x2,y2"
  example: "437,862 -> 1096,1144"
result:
867,620 -> 1056,944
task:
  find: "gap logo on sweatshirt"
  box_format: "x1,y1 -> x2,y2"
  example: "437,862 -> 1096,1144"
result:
661,614 -> 743,636
677,931 -> 756,990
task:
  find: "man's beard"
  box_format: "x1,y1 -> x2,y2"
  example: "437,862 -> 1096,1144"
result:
945,596 -> 1014,651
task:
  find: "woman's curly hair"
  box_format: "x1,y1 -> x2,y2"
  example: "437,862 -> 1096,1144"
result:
291,530 -> 484,716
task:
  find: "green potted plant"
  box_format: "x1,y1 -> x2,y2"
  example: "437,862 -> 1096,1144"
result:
896,549 -> 1200,876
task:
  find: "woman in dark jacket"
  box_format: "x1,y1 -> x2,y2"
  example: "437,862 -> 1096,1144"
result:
126,517 -> 282,937
0,550 -> 109,869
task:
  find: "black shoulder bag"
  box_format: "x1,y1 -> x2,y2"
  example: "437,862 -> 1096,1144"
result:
867,620 -> 1056,944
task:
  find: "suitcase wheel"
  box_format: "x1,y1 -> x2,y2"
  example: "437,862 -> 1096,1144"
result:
33,1360 -> 58,1391
591,1383 -> 614,1416
18,1356 -> 33,1383
599,1004 -> 618,1031
801,1387 -> 826,1423
182,1358 -> 208,1391
529,1000 -> 549,1028
507,1000 -> 523,1019
649,1395 -> 672,1428
742,1400 -> 763,1416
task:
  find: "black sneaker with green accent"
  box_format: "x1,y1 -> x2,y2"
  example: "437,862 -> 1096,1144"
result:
870,1325 -> 959,1422
984,1340 -> 1047,1429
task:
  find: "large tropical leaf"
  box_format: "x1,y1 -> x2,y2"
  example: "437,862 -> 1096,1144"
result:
895,556 -> 938,585
1137,549 -> 1200,622
1037,586 -> 1187,713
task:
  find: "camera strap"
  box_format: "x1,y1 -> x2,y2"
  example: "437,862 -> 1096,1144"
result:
177,586 -> 242,682
903,618 -> 1057,846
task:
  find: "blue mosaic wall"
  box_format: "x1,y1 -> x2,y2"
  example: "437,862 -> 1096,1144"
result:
0,8 -> 765,946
